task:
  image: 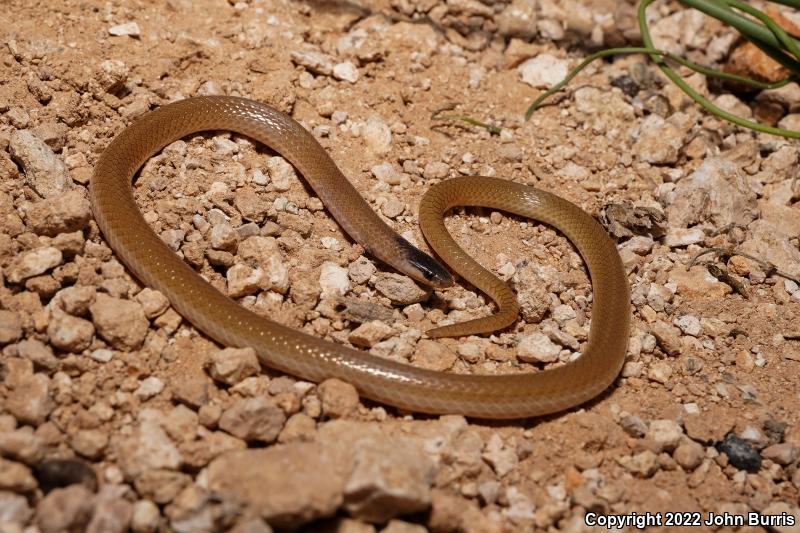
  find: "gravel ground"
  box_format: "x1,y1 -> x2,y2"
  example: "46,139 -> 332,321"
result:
1,0 -> 800,531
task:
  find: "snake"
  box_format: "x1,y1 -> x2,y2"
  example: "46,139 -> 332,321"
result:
90,96 -> 630,419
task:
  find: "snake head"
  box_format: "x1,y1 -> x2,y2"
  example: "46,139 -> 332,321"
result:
398,238 -> 454,289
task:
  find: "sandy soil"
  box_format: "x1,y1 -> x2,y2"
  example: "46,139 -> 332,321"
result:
2,0 -> 800,531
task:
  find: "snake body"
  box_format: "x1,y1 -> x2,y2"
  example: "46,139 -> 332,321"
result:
90,96 -> 630,419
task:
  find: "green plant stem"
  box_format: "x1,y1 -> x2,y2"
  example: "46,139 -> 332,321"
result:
640,0 -> 800,138
431,106 -> 503,134
681,0 -> 800,72
764,0 -> 800,8
725,0 -> 800,59
679,0 -> 793,49
524,46 -> 792,119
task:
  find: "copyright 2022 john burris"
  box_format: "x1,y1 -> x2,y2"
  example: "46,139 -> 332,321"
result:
585,510 -> 797,529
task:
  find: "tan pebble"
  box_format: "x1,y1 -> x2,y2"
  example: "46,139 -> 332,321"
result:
226,264 -> 265,298
517,332 -> 560,363
153,308 -> 182,333
374,273 -> 429,305
0,309 -> 23,344
206,348 -> 261,385
650,320 -> 682,356
684,412 -> 735,443
9,129 -> 71,198
381,196 -> 405,219
89,293 -> 149,350
673,440 -> 705,470
621,361 -> 643,378
0,426 -> 44,464
108,21 -> 140,36
348,256 -> 377,286
198,404 -> 222,429
761,443 -> 799,466
456,342 -> 483,363
482,433 -> 518,477
411,340 -> 456,371
422,161 -> 449,180
0,457 -> 37,492
267,156 -> 296,191
7,247 -> 63,284
647,361 -> 673,384
70,429 -> 108,460
25,190 -> 91,237
371,163 -> 404,185
402,304 -> 425,322
619,413 -> 648,438
278,413 -> 317,444
646,419 -> 684,452
135,377 -> 165,400
340,436 -> 435,523
735,350 -> 755,372
727,254 -> 752,276
36,485 -> 96,533
618,450 -> 659,478
563,466 -> 585,492
290,50 -> 335,76
317,378 -> 359,419
219,397 -> 286,443
668,266 -> 732,299
206,443 -> 342,528
5,373 -> 53,426
135,288 -> 170,318
47,310 -> 94,353
210,222 -> 240,252
348,321 -> 393,348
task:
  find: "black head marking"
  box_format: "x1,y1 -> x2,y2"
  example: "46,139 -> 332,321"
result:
397,237 -> 454,288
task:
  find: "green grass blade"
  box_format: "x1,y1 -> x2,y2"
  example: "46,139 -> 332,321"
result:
641,0 -> 800,138
524,46 -> 793,119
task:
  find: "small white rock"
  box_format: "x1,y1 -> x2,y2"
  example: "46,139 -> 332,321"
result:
371,163 -> 404,185
267,156 -> 295,191
648,361 -> 673,383
674,315 -> 702,337
7,247 -> 63,283
131,500 -> 160,532
518,53 -> 570,88
135,377 -> 165,400
320,237 -> 342,251
664,227 -> 705,247
319,262 -> 350,298
785,279 -> 799,294
552,304 -> 576,325
252,168 -> 269,185
517,333 -> 560,363
290,50 -> 334,75
362,116 -> 392,155
108,21 -> 141,36
333,61 -> 359,83
349,321 -> 394,348
90,349 -> 114,363
646,419 -> 683,452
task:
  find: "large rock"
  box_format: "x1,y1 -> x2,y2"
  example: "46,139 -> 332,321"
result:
204,420 -> 437,528
666,157 -> 758,229
89,293 -> 149,350
9,129 -> 71,198
205,443 -> 346,528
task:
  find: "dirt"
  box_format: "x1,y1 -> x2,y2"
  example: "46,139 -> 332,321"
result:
2,0 -> 800,532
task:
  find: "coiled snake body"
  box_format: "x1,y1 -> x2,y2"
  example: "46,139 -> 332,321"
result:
90,96 -> 630,419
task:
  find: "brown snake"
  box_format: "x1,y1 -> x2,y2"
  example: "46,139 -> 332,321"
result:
90,96 -> 630,419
